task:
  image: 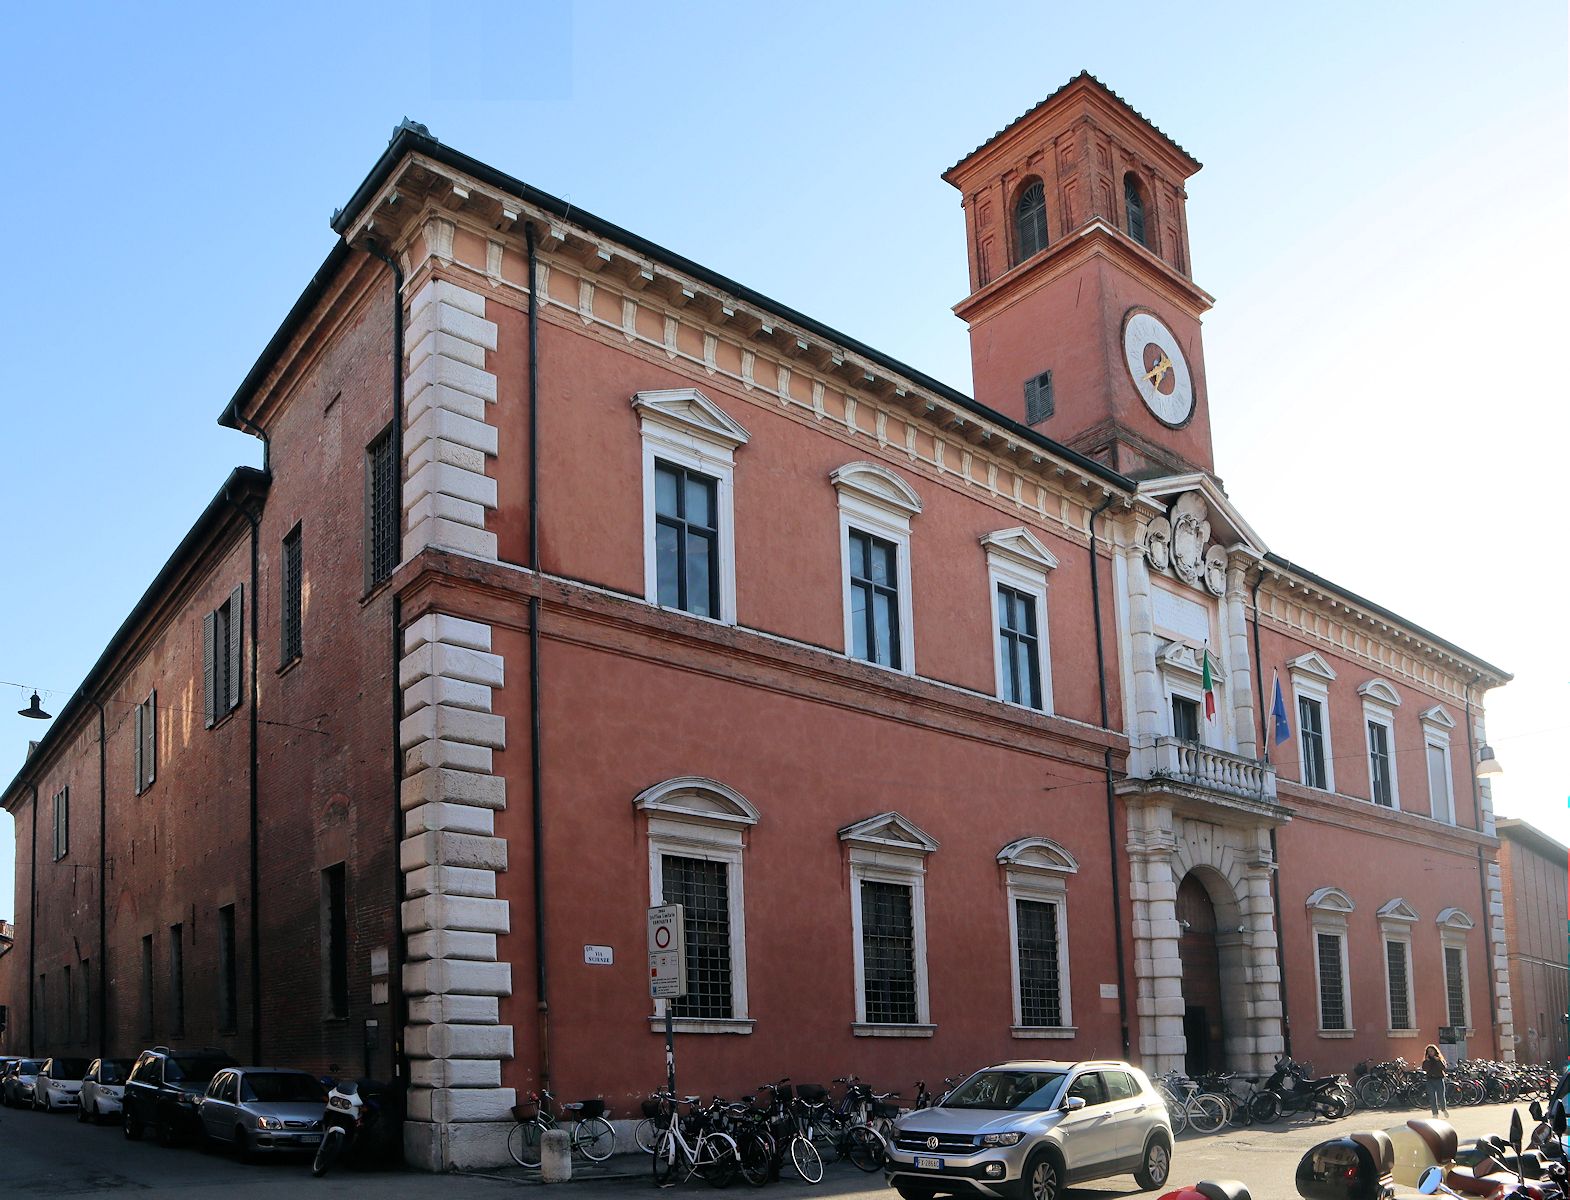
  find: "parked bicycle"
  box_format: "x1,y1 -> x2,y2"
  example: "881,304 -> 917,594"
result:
1155,1072 -> 1227,1135
756,1080 -> 824,1185
650,1091 -> 739,1187
508,1090 -> 615,1169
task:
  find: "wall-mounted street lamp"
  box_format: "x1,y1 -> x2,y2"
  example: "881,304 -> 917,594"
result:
17,692 -> 50,720
1475,744 -> 1504,778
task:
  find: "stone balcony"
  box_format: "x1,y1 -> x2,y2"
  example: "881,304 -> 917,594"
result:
1149,737 -> 1278,802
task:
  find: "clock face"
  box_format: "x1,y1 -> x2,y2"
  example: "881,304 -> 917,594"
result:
1122,310 -> 1195,427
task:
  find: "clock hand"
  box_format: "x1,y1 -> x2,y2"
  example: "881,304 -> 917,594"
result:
1143,356 -> 1172,385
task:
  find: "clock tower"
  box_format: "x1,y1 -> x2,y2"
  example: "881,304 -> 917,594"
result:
945,73 -> 1216,478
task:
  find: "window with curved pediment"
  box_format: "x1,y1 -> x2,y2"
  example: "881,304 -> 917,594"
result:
1306,886 -> 1353,1035
1378,898 -> 1419,1034
998,838 -> 1078,1037
840,812 -> 936,1035
635,776 -> 758,1033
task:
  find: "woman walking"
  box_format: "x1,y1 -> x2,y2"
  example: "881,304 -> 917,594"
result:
1423,1044 -> 1449,1117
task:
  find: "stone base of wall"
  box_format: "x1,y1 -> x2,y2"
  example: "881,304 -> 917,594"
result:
404,1117 -> 517,1171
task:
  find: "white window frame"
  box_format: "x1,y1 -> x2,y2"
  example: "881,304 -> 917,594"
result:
1420,707 -> 1456,825
1437,907 -> 1475,1033
1156,640 -> 1225,749
832,463 -> 921,676
1291,674 -> 1335,793
982,528 -> 1058,714
1306,886 -> 1354,1038
635,388 -> 750,628
839,812 -> 936,1036
1359,680 -> 1401,811
635,776 -> 758,1035
998,837 -> 1078,1038
1377,898 -> 1419,1036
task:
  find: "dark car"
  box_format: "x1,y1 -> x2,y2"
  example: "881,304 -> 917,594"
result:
122,1046 -> 239,1145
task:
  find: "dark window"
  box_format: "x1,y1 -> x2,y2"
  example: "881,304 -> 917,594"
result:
1104,1070 -> 1137,1102
281,523 -> 303,664
1024,370 -> 1053,424
366,425 -> 398,588
1317,932 -> 1346,1030
1016,180 -> 1048,261
245,1072 -> 326,1104
997,586 -> 1042,709
203,586 -> 243,727
134,691 -> 156,793
660,855 -> 733,1020
168,925 -> 184,1036
139,935 -> 153,1038
1016,898 -> 1062,1027
653,460 -> 720,618
1368,720 -> 1393,807
1172,696 -> 1201,743
1386,939 -> 1411,1029
848,529 -> 901,669
323,864 -> 349,1019
1299,696 -> 1328,789
52,786 -> 68,860
1124,173 -> 1148,246
1428,743 -> 1452,821
1065,1071 -> 1108,1108
1445,946 -> 1467,1027
218,905 -> 237,1033
860,879 -> 917,1024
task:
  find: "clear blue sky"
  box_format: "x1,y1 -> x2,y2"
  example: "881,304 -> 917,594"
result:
1,1 -> 1566,922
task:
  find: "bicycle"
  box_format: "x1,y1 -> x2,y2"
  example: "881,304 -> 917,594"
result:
635,1093 -> 670,1155
508,1090 -> 616,1168
1155,1073 -> 1226,1135
757,1080 -> 824,1184
651,1091 -> 739,1187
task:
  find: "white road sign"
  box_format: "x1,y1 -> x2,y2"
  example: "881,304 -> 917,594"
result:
648,904 -> 687,999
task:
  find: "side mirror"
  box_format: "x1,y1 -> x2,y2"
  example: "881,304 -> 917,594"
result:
1418,1165 -> 1447,1194
1510,1109 -> 1524,1156
1061,1096 -> 1086,1112
1550,1099 -> 1567,1135
1531,1101 -> 1545,1122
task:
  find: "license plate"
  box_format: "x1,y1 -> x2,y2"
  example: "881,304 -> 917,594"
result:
916,1157 -> 943,1171
299,1134 -> 322,1144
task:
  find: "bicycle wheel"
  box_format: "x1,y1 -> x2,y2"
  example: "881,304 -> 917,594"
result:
1249,1091 -> 1282,1124
1164,1096 -> 1189,1135
845,1124 -> 885,1172
1187,1095 -> 1227,1135
739,1130 -> 773,1188
697,1133 -> 738,1188
510,1119 -> 545,1169
635,1117 -> 659,1154
576,1116 -> 616,1162
790,1135 -> 824,1184
653,1129 -> 679,1187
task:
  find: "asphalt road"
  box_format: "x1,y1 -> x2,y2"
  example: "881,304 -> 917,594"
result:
0,1098 -> 1540,1197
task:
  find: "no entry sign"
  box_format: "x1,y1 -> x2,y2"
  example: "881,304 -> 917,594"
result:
647,904 -> 688,999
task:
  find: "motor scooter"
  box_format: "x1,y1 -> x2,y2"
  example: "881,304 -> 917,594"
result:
1265,1055 -> 1352,1120
311,1077 -> 400,1177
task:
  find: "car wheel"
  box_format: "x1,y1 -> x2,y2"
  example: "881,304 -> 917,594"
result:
155,1112 -> 177,1147
1024,1149 -> 1064,1200
77,1098 -> 88,1123
236,1129 -> 255,1164
1134,1133 -> 1172,1190
895,1187 -> 937,1200
124,1108 -> 144,1140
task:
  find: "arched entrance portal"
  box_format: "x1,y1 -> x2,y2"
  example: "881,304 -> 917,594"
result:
1180,867 -> 1230,1074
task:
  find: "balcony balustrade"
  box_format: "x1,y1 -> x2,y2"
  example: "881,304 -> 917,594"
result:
1151,736 -> 1277,801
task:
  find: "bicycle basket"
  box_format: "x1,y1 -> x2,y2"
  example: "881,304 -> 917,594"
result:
776,1084 -> 796,1102
872,1101 -> 899,1121
576,1098 -> 607,1120
796,1083 -> 827,1103
641,1098 -> 665,1119
512,1101 -> 538,1122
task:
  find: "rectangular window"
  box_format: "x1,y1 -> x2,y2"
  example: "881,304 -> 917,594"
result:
168,924 -> 184,1036
1299,696 -> 1328,789
1317,931 -> 1347,1030
218,905 -> 237,1033
1024,371 -> 1053,424
139,934 -> 154,1038
203,586 -> 243,727
860,879 -> 917,1024
997,585 -> 1042,709
848,529 -> 902,669
52,786 -> 68,860
323,864 -> 349,1019
1445,946 -> 1467,1028
134,691 -> 157,793
1368,720 -> 1393,807
366,425 -> 398,588
660,855 -> 733,1020
1386,939 -> 1412,1029
1427,742 -> 1453,823
653,460 -> 720,618
281,523 -> 303,664
1015,898 -> 1063,1027
1172,695 -> 1201,743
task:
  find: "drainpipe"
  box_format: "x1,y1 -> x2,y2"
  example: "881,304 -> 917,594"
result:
1252,569 -> 1291,1056
365,243 -> 407,1086
1465,679 -> 1501,1054
1087,493 -> 1131,1060
93,698 -> 106,1061
27,782 -> 37,1055
525,221 -> 551,1091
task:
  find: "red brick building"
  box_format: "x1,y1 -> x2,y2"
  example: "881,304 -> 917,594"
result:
1497,819 -> 1568,1069
1,75 -> 1517,1168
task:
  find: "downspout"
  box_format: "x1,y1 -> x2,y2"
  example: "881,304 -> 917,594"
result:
1088,493 -> 1131,1059
27,782 -> 37,1055
525,221 -> 551,1091
94,699 -> 106,1060
1465,679 -> 1501,1052
365,243 -> 407,1085
1252,568 -> 1291,1056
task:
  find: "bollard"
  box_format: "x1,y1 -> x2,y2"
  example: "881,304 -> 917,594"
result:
540,1128 -> 573,1183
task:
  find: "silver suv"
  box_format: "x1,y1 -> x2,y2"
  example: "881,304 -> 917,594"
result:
884,1060 -> 1173,1200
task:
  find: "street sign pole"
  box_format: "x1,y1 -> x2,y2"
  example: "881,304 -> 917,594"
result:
648,905 -> 687,1101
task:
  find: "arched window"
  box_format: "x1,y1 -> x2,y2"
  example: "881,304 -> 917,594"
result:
1123,173 -> 1148,247
1015,180 -> 1048,261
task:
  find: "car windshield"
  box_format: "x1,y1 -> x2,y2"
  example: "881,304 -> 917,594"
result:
165,1057 -> 232,1085
944,1070 -> 1067,1111
98,1060 -> 132,1084
51,1058 -> 89,1077
243,1073 -> 326,1104
19,1060 -> 44,1074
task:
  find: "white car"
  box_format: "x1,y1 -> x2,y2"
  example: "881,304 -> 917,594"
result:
79,1057 -> 133,1123
2,1058 -> 44,1107
33,1057 -> 89,1111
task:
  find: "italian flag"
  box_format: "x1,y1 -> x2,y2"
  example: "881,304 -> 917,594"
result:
1202,648 -> 1217,721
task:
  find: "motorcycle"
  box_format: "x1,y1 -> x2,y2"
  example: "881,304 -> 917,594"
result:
1263,1055 -> 1353,1121
311,1077 -> 401,1177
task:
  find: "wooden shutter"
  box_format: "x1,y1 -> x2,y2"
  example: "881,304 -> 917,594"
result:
203,610 -> 216,728
226,584 -> 243,713
133,703 -> 144,794
144,690 -> 156,786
